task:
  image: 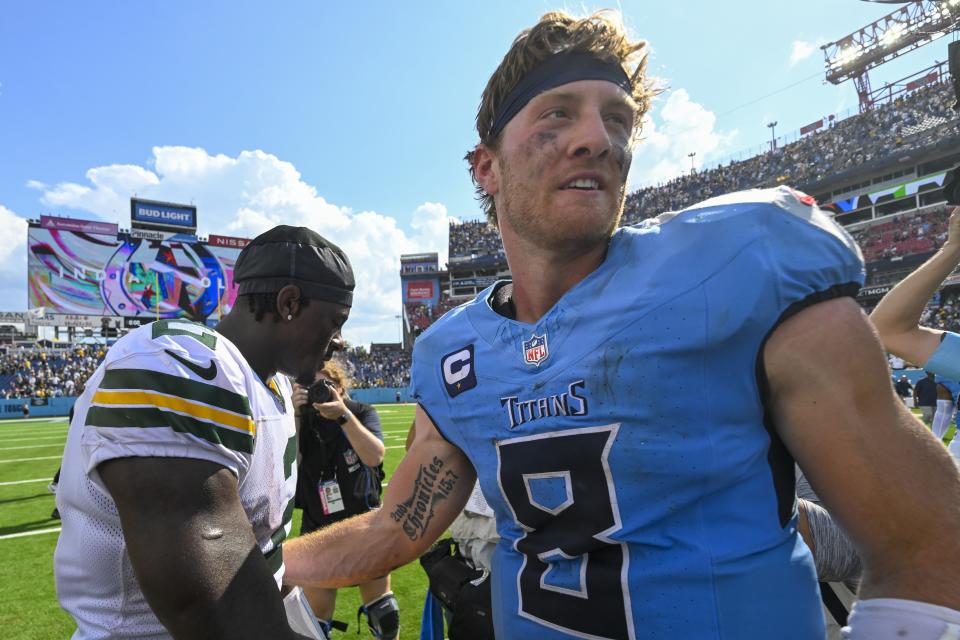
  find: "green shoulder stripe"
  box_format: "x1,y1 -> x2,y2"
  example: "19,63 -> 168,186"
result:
263,546 -> 283,575
86,405 -> 254,454
101,368 -> 252,417
151,319 -> 218,350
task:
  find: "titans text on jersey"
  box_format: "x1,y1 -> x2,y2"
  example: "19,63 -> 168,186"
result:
411,187 -> 865,640
500,380 -> 589,429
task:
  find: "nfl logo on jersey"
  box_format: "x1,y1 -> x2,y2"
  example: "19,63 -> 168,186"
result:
522,333 -> 549,366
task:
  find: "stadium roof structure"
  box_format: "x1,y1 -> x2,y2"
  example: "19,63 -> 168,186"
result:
822,0 -> 960,111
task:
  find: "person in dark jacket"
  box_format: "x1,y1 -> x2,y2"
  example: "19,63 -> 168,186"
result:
894,375 -> 913,403
293,360 -> 397,639
913,371 -> 938,424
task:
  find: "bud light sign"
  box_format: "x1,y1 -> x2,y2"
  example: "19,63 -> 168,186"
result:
131,198 -> 197,232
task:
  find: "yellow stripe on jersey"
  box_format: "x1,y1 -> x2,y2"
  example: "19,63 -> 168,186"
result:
92,390 -> 256,436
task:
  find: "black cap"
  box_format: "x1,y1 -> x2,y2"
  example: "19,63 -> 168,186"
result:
234,225 -> 355,307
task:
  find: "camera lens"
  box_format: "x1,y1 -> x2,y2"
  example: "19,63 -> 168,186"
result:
308,380 -> 333,405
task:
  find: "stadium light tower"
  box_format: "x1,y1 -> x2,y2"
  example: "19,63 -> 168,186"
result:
767,121 -> 778,151
687,151 -> 697,174
822,0 -> 960,112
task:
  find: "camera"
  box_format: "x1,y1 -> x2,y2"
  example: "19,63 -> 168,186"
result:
308,379 -> 335,405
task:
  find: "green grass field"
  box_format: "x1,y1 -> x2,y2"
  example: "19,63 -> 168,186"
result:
0,404 -> 428,640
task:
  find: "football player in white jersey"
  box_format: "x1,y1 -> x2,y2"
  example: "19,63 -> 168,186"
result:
55,226 -> 354,639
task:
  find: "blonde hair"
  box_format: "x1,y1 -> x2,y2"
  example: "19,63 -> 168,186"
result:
466,10 -> 655,226
321,358 -> 353,395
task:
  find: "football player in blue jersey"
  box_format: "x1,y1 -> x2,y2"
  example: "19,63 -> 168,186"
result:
872,206 -> 960,463
284,11 -> 960,639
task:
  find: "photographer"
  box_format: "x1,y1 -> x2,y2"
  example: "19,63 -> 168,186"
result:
292,361 -> 398,639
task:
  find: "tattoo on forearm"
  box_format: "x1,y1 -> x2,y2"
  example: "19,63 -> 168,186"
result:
389,456 -> 460,541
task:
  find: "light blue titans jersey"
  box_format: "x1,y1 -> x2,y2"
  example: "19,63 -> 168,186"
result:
927,332 -> 960,383
411,187 -> 865,640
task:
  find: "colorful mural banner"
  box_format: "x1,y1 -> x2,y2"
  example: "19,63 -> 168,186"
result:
27,226 -> 244,322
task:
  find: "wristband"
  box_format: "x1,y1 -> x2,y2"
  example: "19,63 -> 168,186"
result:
336,412 -> 351,426
842,598 -> 960,639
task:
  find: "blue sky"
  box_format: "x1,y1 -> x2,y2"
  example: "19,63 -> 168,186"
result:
0,1 -> 955,345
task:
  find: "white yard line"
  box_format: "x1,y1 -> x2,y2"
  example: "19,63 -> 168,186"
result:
0,420 -> 70,433
0,417 -> 68,425
0,443 -> 65,451
0,527 -> 61,541
385,445 -> 406,450
0,435 -> 67,444
0,455 -> 62,464
0,478 -> 51,487
0,429 -> 69,437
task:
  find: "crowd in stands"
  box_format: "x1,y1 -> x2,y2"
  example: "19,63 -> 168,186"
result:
341,345 -> 411,389
921,290 -> 960,336
851,205 -> 953,263
449,220 -> 504,259
405,293 -> 459,335
1,345 -> 104,399
622,80 -> 959,224
0,343 -> 415,398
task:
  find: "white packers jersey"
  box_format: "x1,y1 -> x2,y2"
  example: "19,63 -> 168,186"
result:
54,319 -> 297,640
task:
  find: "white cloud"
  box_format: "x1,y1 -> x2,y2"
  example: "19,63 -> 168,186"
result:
0,205 -> 29,310
24,146 -> 452,347
41,164 -> 160,220
789,40 -> 818,66
628,88 -> 737,189
25,180 -> 47,191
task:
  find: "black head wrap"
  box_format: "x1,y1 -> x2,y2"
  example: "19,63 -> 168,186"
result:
234,225 -> 354,307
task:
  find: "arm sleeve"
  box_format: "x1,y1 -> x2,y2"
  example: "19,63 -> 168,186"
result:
924,331 -> 960,382
800,498 -> 863,583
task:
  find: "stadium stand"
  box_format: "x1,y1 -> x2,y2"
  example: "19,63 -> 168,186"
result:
0,341 -> 411,399
449,220 -> 504,260
342,344 -> 411,390
1,345 -> 105,399
405,292 -> 460,337
622,80 -> 959,224
851,204 -> 953,263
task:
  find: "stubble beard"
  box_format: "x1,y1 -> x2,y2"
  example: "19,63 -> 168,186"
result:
497,152 -> 625,256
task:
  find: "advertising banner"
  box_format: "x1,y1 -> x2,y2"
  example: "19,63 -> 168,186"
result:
123,316 -> 151,329
131,198 -> 197,231
406,280 -> 435,300
29,314 -> 105,328
40,215 -> 118,236
208,234 -> 251,249
125,229 -> 165,241
800,119 -> 823,136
